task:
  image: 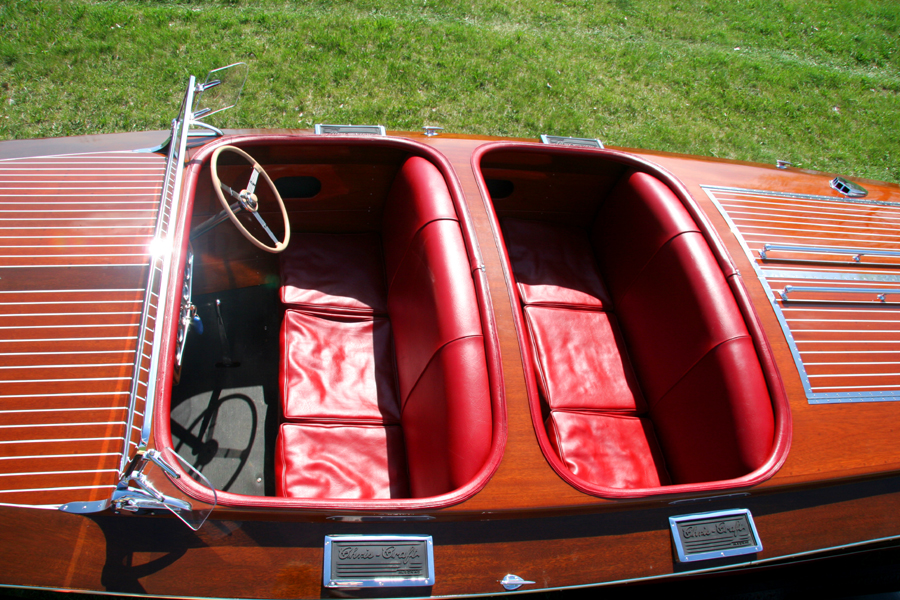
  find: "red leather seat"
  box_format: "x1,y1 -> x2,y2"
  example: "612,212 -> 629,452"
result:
504,169 -> 775,490
275,422 -> 408,499
523,306 -> 644,413
276,156 -> 492,500
546,410 -> 670,489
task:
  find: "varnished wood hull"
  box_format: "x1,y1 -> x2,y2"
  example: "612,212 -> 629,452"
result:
0,130 -> 898,598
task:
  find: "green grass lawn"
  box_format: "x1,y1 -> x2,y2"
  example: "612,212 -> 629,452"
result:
0,0 -> 897,182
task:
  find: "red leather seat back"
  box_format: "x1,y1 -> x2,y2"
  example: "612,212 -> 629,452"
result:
503,218 -> 611,308
592,172 -> 699,307
382,156 -> 460,287
280,232 -> 388,315
383,158 -> 492,498
593,171 -> 775,484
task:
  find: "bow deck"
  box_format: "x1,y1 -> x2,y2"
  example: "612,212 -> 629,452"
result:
0,151 -> 165,507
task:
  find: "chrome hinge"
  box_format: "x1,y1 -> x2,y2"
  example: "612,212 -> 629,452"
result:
59,449 -> 211,531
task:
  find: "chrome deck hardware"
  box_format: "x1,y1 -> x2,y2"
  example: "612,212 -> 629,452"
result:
540,134 -> 604,148
830,176 -> 868,198
760,243 -> 900,264
500,574 -> 536,591
315,124 -> 386,135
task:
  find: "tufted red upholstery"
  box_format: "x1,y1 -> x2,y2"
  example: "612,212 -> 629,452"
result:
503,169 -> 775,490
275,156 -> 491,500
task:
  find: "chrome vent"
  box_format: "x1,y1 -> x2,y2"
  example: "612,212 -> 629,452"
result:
830,176 -> 868,198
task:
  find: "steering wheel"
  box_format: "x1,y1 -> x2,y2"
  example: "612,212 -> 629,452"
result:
210,145 -> 291,253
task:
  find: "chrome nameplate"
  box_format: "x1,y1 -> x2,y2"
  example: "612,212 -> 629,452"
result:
669,509 -> 762,563
323,535 -> 435,588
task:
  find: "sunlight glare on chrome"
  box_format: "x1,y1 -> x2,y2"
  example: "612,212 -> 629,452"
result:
147,236 -> 171,258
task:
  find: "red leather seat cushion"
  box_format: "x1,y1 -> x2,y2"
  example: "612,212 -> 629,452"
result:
388,220 -> 483,402
401,336 -> 491,498
275,422 -> 409,499
592,171 -> 698,305
649,337 -> 774,483
546,410 -> 671,489
503,218 -> 611,308
524,306 -> 646,413
280,232 -> 387,315
280,310 -> 400,424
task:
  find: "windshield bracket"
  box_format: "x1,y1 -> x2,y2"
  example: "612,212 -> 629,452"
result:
59,450 -> 216,532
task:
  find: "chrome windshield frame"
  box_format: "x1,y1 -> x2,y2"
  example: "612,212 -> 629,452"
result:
120,77 -> 198,474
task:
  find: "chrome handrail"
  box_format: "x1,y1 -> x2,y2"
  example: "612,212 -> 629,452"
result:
781,285 -> 900,303
761,244 -> 900,263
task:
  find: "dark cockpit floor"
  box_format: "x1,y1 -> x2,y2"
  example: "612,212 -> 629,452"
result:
170,284 -> 282,497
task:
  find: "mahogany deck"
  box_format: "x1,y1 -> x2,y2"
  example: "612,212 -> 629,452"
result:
0,151 -> 165,507
707,186 -> 900,402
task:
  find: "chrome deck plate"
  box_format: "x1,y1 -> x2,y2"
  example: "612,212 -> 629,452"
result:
669,509 -> 762,563
323,534 -> 435,589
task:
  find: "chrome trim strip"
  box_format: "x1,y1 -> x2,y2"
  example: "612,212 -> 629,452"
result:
0,469 -> 119,477
540,134 -> 604,148
0,437 -> 124,445
761,243 -> 900,261
0,453 -> 119,461
0,407 -> 127,413
314,124 -> 386,135
0,421 -> 126,429
0,392 -> 127,399
762,269 -> 900,283
0,485 -> 117,495
0,289 -> 143,294
0,337 -> 137,343
781,285 -> 900,303
720,196 -> 900,215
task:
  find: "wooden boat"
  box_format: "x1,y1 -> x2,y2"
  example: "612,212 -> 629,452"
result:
0,63 -> 899,598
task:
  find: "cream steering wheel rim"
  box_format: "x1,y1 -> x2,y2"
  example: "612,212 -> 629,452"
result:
210,145 -> 291,253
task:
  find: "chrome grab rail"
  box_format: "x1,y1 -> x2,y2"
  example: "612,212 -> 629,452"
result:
761,244 -> 900,263
781,285 -> 900,303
